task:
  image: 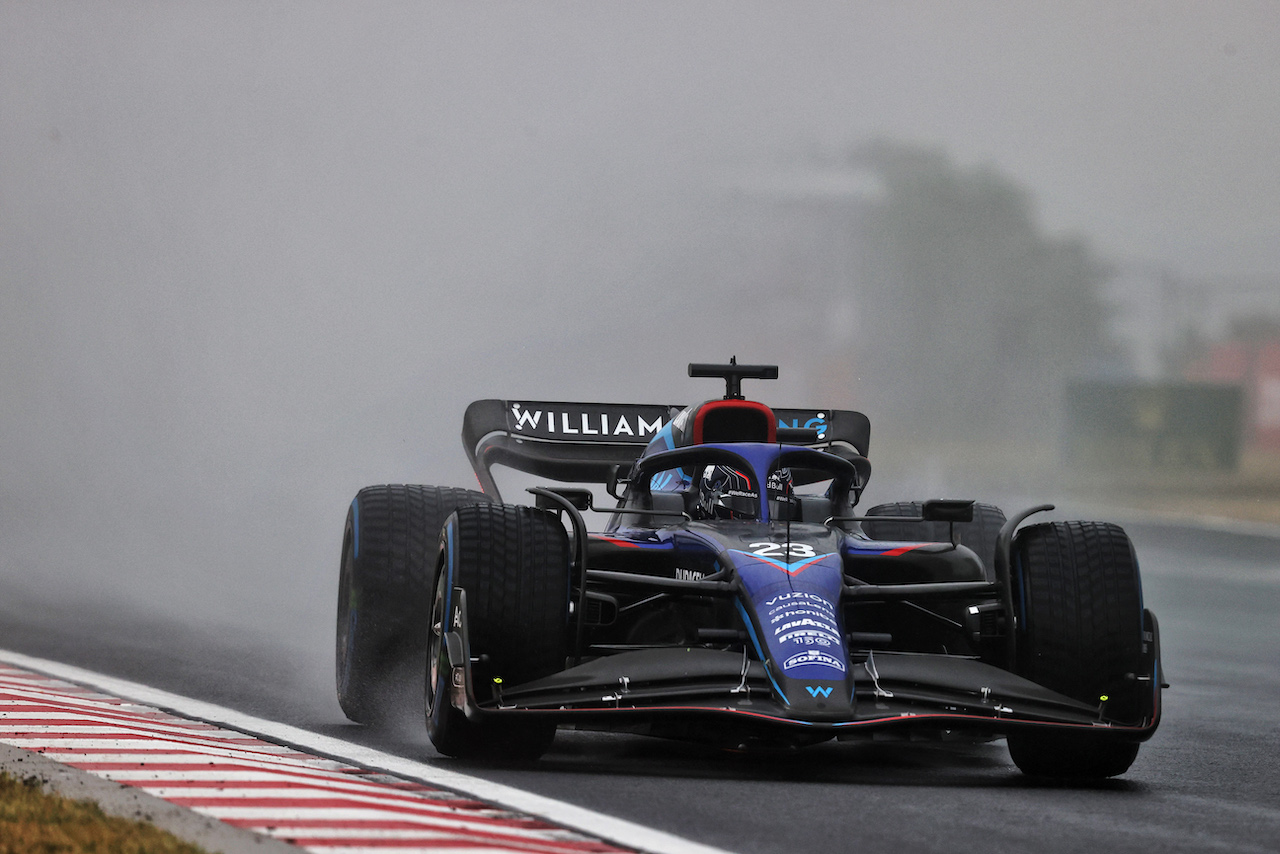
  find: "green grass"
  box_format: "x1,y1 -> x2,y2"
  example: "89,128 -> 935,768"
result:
0,772 -> 211,854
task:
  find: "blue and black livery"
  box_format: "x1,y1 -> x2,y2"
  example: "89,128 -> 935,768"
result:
340,361 -> 1163,778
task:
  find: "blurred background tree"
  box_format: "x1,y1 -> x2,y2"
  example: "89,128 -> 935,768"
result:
847,141 -> 1121,440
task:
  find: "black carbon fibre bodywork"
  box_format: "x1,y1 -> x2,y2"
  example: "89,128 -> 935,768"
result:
355,362 -> 1164,770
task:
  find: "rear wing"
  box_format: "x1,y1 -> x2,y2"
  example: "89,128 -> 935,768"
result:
462,399 -> 870,499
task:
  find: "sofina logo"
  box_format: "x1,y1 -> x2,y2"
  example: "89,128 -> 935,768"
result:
805,685 -> 834,698
781,650 -> 847,673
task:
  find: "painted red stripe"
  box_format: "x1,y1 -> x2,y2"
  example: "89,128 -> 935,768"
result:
0,726 -> 257,741
0,718 -> 220,731
134,781 -> 508,810
589,536 -> 642,548
237,819 -> 600,850
51,752 -> 318,763
124,779 -> 437,792
0,663 -> 641,853
74,763 -> 448,790
0,697 -> 111,705
2,733 -> 276,748
877,544 -> 926,556
0,707 -> 216,719
265,826 -> 619,852
274,840 -> 614,852
221,819 -> 561,832
1,737 -> 176,742
0,711 -> 203,729
107,778 -> 458,802
0,702 -> 172,713
166,796 -> 526,816
223,814 -> 557,831
131,779 -> 446,793
137,790 -> 541,825
26,740 -> 311,756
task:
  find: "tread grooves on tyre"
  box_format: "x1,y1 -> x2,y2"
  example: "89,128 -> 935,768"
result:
335,484 -> 491,725
1008,520 -> 1146,778
427,503 -> 569,759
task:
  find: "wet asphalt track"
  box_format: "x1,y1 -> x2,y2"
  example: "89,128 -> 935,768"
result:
2,520 -> 1278,854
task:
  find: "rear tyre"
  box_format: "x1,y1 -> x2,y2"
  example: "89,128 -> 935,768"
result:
336,485 -> 491,725
1006,521 -> 1146,778
426,503 -> 569,761
863,501 -> 1007,578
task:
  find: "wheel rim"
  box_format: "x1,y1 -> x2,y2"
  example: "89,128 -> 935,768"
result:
425,571 -> 446,718
336,531 -> 357,694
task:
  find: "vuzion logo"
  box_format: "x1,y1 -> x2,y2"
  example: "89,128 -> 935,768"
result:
805,685 -> 834,699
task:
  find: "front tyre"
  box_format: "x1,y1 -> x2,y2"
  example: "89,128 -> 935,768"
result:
336,485 -> 490,725
1006,521 -> 1146,778
426,503 -> 569,760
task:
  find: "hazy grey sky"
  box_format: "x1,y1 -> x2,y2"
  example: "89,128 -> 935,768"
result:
2,2 -> 1278,630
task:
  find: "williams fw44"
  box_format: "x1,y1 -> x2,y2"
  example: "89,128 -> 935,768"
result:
336,361 -> 1163,778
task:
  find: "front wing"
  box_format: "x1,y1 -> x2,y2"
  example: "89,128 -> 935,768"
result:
443,589 -> 1163,745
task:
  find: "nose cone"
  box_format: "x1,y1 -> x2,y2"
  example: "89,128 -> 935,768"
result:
728,543 -> 856,718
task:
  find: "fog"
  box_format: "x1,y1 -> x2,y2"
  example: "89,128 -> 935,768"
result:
3,3 -> 1279,705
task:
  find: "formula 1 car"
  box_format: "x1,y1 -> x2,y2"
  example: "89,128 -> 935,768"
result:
336,361 -> 1163,778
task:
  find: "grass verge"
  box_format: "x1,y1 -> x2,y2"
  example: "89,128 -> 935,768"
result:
0,771 -> 211,854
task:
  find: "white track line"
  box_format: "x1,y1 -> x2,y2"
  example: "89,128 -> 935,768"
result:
0,649 -> 736,854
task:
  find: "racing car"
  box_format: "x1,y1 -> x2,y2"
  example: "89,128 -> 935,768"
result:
336,361 -> 1163,778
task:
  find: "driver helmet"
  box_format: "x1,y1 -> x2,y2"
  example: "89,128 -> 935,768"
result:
698,466 -> 794,520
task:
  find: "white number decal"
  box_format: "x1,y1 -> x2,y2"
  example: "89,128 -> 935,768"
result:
750,542 -> 817,559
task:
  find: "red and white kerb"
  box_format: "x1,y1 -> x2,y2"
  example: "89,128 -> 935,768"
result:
0,663 -> 631,853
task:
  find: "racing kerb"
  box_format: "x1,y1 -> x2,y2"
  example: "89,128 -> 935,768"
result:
0,650 -> 735,854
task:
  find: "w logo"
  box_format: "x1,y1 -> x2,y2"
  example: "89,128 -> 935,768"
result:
805,685 -> 833,699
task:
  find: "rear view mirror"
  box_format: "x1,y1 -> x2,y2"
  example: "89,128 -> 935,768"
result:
607,465 -> 631,500
921,499 -> 974,523
534,487 -> 594,512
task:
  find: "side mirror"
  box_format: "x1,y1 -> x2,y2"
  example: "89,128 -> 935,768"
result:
607,465 -> 631,500
534,487 -> 594,512
921,499 -> 974,523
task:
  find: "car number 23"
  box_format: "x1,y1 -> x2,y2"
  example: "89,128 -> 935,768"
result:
749,542 -> 818,558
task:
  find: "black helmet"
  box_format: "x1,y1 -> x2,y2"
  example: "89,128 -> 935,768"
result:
697,466 -> 794,520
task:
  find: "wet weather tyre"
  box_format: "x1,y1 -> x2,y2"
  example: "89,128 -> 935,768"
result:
427,503 -> 570,761
336,485 -> 491,725
1006,521 -> 1145,778
863,501 -> 1007,578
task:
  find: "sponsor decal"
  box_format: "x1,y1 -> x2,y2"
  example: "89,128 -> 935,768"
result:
777,628 -> 838,646
508,402 -> 669,441
775,617 -> 835,634
764,591 -> 844,666
675,567 -> 705,581
770,607 -> 832,624
745,568 -> 848,677
783,650 -> 847,673
777,412 -> 829,440
732,544 -> 835,576
765,591 -> 834,610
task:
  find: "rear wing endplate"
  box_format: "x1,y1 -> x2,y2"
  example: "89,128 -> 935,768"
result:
462,399 -> 870,499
